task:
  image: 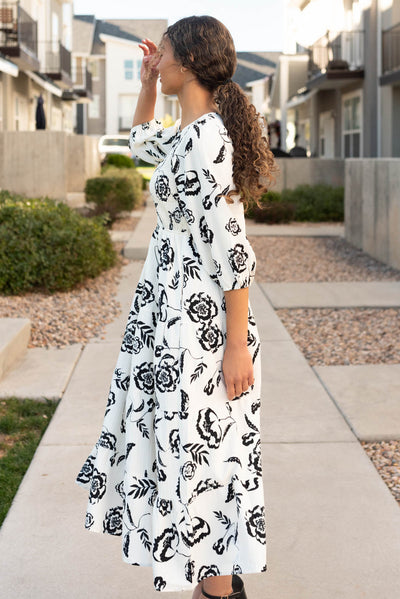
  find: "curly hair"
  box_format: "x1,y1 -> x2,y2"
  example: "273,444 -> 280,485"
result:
165,15 -> 276,210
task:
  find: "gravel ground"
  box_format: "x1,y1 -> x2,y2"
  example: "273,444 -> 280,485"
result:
276,308 -> 400,366
0,265 -> 123,348
361,441 -> 400,506
248,231 -> 400,506
249,236 -> 400,282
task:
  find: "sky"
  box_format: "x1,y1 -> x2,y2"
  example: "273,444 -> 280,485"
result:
73,0 -> 284,52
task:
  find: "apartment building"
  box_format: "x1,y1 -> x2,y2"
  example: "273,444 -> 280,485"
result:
272,0 -> 400,157
0,0 -> 84,132
72,17 -> 172,136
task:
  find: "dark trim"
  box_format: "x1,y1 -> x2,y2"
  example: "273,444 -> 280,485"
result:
307,68 -> 364,89
73,88 -> 93,100
380,69 -> 400,86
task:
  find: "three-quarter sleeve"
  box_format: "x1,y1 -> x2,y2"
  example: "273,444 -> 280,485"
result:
129,118 -> 179,165
172,116 -> 256,292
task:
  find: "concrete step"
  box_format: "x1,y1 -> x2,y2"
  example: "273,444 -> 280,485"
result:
246,222 -> 344,237
0,318 -> 31,381
260,281 -> 400,308
315,364 -> 400,441
0,344 -> 82,400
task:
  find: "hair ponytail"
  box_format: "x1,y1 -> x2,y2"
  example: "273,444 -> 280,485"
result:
165,15 -> 276,211
214,81 -> 276,210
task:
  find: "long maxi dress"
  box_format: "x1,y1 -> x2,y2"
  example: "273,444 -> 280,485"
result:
76,111 -> 267,593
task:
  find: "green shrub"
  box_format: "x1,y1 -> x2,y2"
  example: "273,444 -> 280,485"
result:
282,184 -> 344,222
245,184 -> 344,223
253,201 -> 295,223
85,176 -> 136,223
103,153 -> 135,169
244,191 -> 282,220
102,166 -> 144,208
0,193 -> 116,295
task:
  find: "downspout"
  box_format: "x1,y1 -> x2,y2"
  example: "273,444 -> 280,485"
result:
376,0 -> 382,157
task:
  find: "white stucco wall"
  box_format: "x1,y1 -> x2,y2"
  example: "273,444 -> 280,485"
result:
101,34 -> 166,135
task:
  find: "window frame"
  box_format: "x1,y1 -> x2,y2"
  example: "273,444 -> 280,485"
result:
341,89 -> 363,158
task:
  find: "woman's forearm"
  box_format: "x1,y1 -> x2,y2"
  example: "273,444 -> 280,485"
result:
132,85 -> 157,127
224,287 -> 249,347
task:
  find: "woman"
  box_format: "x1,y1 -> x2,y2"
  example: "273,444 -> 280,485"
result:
76,15 -> 275,599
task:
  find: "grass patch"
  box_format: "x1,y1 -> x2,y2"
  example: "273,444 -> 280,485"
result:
136,166 -> 155,182
0,398 -> 58,526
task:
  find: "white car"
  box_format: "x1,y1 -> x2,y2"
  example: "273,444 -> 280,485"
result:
98,135 -> 132,162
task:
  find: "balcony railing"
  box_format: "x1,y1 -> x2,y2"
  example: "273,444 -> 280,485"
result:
0,1 -> 38,57
308,30 -> 364,77
72,66 -> 92,94
382,22 -> 400,74
40,40 -> 71,77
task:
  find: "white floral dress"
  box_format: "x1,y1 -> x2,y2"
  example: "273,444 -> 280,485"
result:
76,112 -> 267,593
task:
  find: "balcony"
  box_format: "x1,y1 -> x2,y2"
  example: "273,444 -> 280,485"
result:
0,1 -> 39,70
381,22 -> 400,85
72,66 -> 93,101
39,40 -> 72,89
307,30 -> 365,90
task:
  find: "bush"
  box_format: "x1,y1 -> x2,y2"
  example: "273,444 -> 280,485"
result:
282,184 -> 344,222
253,201 -> 295,224
103,153 -> 135,169
245,184 -> 344,223
244,191 -> 282,220
102,166 -> 144,208
0,192 -> 117,295
85,176 -> 136,223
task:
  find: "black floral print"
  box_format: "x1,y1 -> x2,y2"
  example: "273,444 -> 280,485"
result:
89,469 -> 107,503
77,454 -> 95,485
159,238 -> 175,271
76,114 -> 266,593
155,174 -> 171,201
103,506 -> 123,535
180,460 -> 197,480
245,505 -> 266,544
153,525 -> 180,562
228,243 -> 249,273
156,497 -> 173,516
154,354 -> 180,393
185,292 -> 218,323
225,217 -> 241,235
197,322 -> 224,353
85,512 -> 94,529
154,577 -> 167,591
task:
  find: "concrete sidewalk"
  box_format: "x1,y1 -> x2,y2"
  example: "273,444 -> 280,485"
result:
0,216 -> 400,598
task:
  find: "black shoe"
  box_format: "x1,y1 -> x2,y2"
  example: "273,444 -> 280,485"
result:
201,574 -> 247,599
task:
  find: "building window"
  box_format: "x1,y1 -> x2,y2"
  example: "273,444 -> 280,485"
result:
136,59 -> 142,79
319,111 -> 335,158
89,94 -> 100,119
342,92 -> 362,158
124,60 -> 134,80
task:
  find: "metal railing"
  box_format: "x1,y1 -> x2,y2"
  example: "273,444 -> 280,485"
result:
308,30 -> 364,76
0,1 -> 37,56
72,66 -> 92,92
40,40 -> 71,76
382,22 -> 400,74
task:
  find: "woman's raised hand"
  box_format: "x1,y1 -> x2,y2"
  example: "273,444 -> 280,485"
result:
138,38 -> 160,87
